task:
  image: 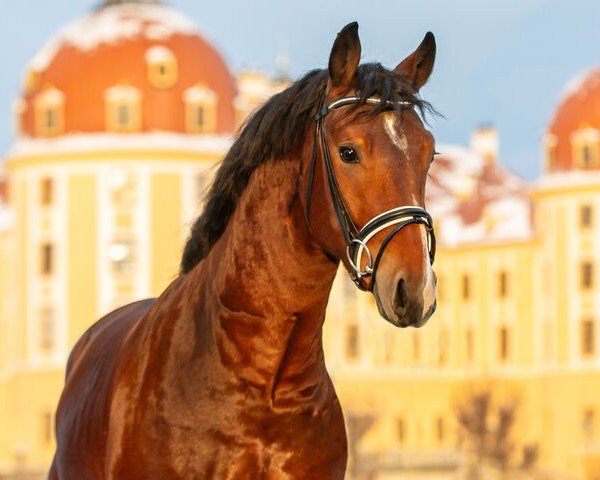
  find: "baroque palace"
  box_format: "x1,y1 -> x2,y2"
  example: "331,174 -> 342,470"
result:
0,1 -> 598,479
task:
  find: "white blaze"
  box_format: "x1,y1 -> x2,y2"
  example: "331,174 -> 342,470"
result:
420,228 -> 436,314
384,112 -> 436,314
383,112 -> 408,154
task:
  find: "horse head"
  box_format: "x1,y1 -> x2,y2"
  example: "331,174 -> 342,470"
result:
303,23 -> 437,328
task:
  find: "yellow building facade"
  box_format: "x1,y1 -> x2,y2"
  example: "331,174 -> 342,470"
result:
0,1 -> 599,479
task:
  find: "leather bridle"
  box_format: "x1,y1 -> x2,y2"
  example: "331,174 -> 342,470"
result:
305,95 -> 436,291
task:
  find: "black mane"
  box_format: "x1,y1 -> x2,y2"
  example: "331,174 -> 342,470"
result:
180,63 -> 430,273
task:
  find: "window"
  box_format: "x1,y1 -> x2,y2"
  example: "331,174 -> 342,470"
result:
194,106 -> 204,128
145,46 -> 178,89
34,86 -> 64,137
498,271 -> 508,298
105,85 -> 141,133
436,417 -> 445,444
117,104 -> 130,127
109,239 -> 136,275
581,262 -> 594,290
40,307 -> 55,350
583,408 -> 595,441
462,274 -> 470,300
184,84 -> 217,133
582,319 -> 595,356
396,417 -> 406,444
40,177 -> 53,206
41,243 -> 53,275
466,328 -> 474,364
583,145 -> 593,167
498,326 -> 509,361
581,205 -> 593,229
345,324 -> 359,360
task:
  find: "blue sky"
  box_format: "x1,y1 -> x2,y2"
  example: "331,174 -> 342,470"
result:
0,0 -> 598,180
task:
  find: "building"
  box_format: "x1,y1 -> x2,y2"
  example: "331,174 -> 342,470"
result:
0,0 -> 599,478
324,68 -> 600,479
0,0 -> 284,476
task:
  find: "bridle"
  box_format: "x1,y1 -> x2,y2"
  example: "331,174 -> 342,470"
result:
305,95 -> 436,291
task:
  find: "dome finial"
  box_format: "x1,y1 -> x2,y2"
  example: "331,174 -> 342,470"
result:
99,0 -> 163,8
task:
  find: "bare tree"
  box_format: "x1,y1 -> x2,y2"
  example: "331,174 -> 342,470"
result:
455,391 -> 539,480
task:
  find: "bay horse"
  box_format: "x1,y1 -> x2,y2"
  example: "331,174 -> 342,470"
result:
50,22 -> 437,479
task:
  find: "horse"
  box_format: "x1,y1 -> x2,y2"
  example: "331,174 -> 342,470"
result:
49,22 -> 438,479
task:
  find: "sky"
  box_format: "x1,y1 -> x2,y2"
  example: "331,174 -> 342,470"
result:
0,0 -> 598,180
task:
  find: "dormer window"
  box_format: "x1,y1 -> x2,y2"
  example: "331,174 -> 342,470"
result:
34,86 -> 64,137
105,85 -> 141,133
145,46 -> 178,89
184,84 -> 217,134
571,127 -> 600,169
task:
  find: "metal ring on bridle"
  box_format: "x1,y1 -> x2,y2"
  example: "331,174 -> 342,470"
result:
346,238 -> 374,278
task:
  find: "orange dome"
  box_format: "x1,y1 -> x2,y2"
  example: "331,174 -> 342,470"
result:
547,67 -> 600,171
19,1 -> 236,137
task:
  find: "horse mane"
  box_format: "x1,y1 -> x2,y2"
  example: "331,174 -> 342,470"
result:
180,63 -> 431,273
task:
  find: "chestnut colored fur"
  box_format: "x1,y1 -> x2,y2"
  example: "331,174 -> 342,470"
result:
50,23 -> 436,479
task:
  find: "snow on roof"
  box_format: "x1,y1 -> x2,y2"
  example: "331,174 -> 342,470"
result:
560,67 -> 600,102
29,4 -> 199,71
9,132 -> 232,158
426,143 -> 533,247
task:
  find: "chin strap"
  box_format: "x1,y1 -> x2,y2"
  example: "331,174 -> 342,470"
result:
305,96 -> 436,291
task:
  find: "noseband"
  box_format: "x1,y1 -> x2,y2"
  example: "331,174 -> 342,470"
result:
305,96 -> 436,291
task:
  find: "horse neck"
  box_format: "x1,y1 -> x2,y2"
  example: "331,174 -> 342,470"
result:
188,157 -> 339,405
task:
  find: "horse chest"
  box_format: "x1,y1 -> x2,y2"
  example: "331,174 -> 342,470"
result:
111,394 -> 346,479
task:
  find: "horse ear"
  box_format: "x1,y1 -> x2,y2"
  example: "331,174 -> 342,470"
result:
328,22 -> 361,89
394,32 -> 436,92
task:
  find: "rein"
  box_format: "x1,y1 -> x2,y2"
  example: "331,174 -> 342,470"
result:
305,96 -> 436,291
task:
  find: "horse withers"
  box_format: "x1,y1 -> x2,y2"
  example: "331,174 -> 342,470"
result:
50,22 -> 437,479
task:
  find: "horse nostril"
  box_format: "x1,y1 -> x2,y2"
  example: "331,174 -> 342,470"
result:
394,278 -> 408,310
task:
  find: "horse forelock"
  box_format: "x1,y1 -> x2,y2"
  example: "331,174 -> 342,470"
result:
180,63 -> 433,274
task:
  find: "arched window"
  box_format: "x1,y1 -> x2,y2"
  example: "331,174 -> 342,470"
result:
184,84 -> 217,133
34,86 -> 64,137
145,46 -> 178,89
105,85 -> 142,133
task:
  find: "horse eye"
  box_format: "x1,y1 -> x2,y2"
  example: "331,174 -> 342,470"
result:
339,146 -> 359,164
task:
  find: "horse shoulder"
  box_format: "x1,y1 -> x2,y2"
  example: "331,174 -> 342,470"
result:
54,298 -> 156,479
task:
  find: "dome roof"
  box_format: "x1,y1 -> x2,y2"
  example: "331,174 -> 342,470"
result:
19,1 -> 236,137
547,67 -> 600,171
